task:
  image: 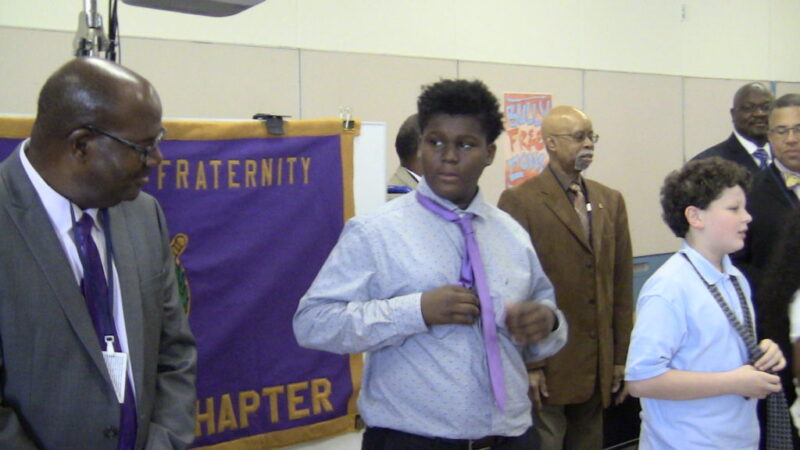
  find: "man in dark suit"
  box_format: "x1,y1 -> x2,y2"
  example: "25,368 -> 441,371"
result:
0,58 -> 197,449
738,93 -> 800,284
499,106 -> 633,449
692,82 -> 774,174
386,113 -> 422,200
736,93 -> 800,448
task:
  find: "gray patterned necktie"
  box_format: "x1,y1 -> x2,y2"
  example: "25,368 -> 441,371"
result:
568,181 -> 590,240
682,253 -> 793,449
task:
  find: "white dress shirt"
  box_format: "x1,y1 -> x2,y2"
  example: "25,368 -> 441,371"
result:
734,129 -> 772,167
19,139 -> 134,383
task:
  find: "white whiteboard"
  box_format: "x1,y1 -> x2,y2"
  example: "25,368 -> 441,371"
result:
353,121 -> 387,215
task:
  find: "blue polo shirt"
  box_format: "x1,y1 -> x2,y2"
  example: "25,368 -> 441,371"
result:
626,242 -> 758,449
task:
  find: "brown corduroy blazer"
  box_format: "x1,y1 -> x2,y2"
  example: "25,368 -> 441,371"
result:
498,168 -> 633,407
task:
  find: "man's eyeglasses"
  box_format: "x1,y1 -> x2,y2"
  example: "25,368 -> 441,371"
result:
769,125 -> 800,139
736,103 -> 771,114
552,131 -> 599,143
85,125 -> 166,161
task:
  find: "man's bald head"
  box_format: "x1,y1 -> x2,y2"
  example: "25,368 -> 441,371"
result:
542,105 -> 596,176
733,82 -> 771,107
542,106 -> 589,140
31,57 -> 160,145
730,82 -> 773,145
27,57 -> 163,209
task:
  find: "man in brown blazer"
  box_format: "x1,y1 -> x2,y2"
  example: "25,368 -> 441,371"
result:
498,105 -> 633,449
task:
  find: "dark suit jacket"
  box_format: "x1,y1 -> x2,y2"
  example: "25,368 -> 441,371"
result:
0,145 -> 197,449
498,169 -> 633,407
734,164 -> 800,436
692,133 -> 761,175
735,164 -> 800,290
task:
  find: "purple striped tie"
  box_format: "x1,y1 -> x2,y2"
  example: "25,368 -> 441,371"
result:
416,193 -> 507,410
77,213 -> 138,449
753,147 -> 769,169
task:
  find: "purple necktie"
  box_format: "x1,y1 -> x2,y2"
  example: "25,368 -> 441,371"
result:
76,213 -> 137,450
754,147 -> 769,170
416,193 -> 506,410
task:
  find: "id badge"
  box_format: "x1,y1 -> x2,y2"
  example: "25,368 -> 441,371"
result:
102,336 -> 128,404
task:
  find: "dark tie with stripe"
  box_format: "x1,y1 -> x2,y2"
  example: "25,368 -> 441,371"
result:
77,213 -> 138,449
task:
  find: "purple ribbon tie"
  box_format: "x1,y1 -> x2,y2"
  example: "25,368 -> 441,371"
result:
416,192 -> 507,410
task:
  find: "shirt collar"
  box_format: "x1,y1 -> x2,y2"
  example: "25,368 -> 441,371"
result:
19,139 -> 100,235
774,157 -> 800,181
733,129 -> 771,157
417,177 -> 490,219
679,240 -> 734,286
548,162 -> 582,191
404,167 -> 422,183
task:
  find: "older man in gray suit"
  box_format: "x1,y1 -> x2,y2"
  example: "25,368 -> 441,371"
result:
387,113 -> 422,200
0,58 -> 196,449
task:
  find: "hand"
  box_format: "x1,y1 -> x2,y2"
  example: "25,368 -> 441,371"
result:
614,384 -> 629,406
612,364 -> 628,405
528,369 -> 549,411
420,285 -> 480,326
504,302 -> 555,345
754,339 -> 786,373
730,365 -> 783,399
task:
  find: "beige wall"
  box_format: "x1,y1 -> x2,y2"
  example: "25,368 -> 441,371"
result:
584,71 -> 685,256
778,82 -> 800,97
2,26 -> 798,256
2,0 -> 800,81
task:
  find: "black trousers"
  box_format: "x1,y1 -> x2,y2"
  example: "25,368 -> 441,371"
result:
362,426 -> 539,450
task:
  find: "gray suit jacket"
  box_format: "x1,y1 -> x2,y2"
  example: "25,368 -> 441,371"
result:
386,166 -> 418,201
0,145 -> 197,449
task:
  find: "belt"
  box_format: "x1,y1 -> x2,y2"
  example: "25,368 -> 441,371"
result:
445,435 -> 508,450
368,427 -> 514,449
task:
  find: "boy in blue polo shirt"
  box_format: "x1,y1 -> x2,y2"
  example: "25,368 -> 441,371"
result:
625,157 -> 786,449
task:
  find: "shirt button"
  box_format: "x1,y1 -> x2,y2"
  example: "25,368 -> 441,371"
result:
588,298 -> 596,305
104,427 -> 119,439
589,331 -> 597,339
585,262 -> 593,269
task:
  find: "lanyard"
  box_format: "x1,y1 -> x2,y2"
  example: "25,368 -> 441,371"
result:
70,205 -> 117,339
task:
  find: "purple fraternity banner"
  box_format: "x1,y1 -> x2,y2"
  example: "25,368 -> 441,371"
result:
0,118 -> 361,449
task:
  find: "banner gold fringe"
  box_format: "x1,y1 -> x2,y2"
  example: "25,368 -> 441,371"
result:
192,414 -> 359,450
